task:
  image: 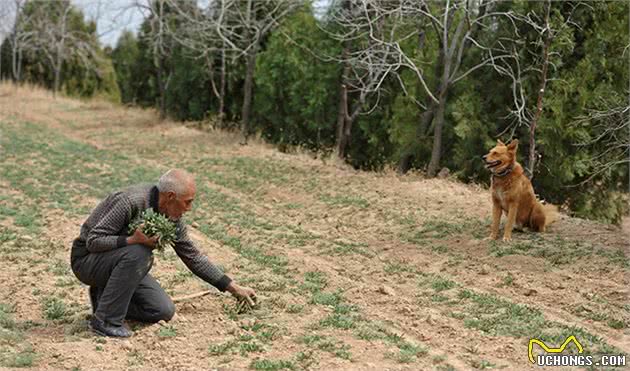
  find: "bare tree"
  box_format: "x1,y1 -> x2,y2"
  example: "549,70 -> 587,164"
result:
32,1 -> 73,95
398,0 -> 510,176
27,0 -> 101,96
161,0 -> 230,124
572,101 -> 629,185
223,0 -> 302,142
487,1 -> 583,178
326,0 -> 398,158
172,0 -> 301,141
132,0 -> 176,119
526,0 -> 552,178
0,2 -> 9,79
151,0 -> 172,119
327,0 -> 516,176
4,0 -> 35,84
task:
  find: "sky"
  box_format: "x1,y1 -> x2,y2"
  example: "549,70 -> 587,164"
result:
79,0 -> 330,47
73,0 -> 146,47
0,0 -> 330,48
0,0 -> 149,48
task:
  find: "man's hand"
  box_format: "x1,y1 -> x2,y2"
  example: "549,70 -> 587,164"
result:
127,227 -> 158,249
226,282 -> 257,307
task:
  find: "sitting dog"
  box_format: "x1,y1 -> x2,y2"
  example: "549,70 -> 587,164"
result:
483,139 -> 556,242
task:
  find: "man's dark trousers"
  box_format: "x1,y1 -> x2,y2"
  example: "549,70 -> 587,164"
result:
71,243 -> 175,326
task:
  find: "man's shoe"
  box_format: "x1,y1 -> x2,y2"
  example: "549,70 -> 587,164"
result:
89,317 -> 133,338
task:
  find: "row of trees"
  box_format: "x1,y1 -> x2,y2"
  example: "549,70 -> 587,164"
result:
0,0 -> 119,98
0,0 -> 628,223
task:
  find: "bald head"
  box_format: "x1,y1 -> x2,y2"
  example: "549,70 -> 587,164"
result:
157,169 -> 195,196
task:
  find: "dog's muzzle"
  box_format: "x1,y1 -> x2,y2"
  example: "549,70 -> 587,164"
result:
482,155 -> 501,169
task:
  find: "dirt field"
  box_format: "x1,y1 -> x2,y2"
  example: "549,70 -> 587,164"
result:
0,84 -> 628,370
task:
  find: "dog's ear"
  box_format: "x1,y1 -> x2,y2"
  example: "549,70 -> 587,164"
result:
497,139 -> 505,146
507,139 -> 519,151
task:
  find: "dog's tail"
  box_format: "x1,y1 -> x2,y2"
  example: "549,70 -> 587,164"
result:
542,203 -> 559,228
531,201 -> 558,232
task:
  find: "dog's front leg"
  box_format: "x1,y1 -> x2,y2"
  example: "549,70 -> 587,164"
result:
503,204 -> 518,242
490,201 -> 502,240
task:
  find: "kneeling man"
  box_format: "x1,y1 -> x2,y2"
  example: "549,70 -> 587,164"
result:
70,169 -> 256,337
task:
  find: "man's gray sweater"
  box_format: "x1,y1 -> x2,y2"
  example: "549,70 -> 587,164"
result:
71,183 -> 231,291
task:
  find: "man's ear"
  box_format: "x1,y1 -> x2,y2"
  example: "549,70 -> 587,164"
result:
507,139 -> 519,152
497,139 -> 505,146
166,191 -> 177,201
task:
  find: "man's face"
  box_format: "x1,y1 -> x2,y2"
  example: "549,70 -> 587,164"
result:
164,184 -> 196,221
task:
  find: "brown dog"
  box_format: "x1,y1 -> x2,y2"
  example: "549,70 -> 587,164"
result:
483,139 -> 556,242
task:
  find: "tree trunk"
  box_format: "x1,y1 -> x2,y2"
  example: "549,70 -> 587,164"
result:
156,65 -> 164,119
219,45 -> 226,124
17,48 -> 21,83
10,10 -> 20,84
240,0 -> 254,143
396,154 -> 413,174
53,46 -> 63,97
418,103 -> 436,137
53,7 -> 70,98
241,46 -> 256,142
426,5 -> 461,178
420,42 -> 445,136
426,91 -> 448,177
53,65 -> 61,97
156,55 -> 166,119
206,53 -> 223,126
333,0 -> 352,158
335,83 -> 348,158
397,19 -> 443,175
426,56 -> 452,177
400,61 -> 445,176
11,41 -> 19,83
341,99 -> 363,158
527,0 -> 552,179
336,85 -> 363,160
335,56 -> 351,158
11,45 -> 16,82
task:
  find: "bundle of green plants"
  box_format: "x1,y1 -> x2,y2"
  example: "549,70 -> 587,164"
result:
128,209 -> 177,251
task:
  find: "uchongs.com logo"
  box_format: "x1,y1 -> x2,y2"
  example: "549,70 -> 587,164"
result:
528,336 -> 626,368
